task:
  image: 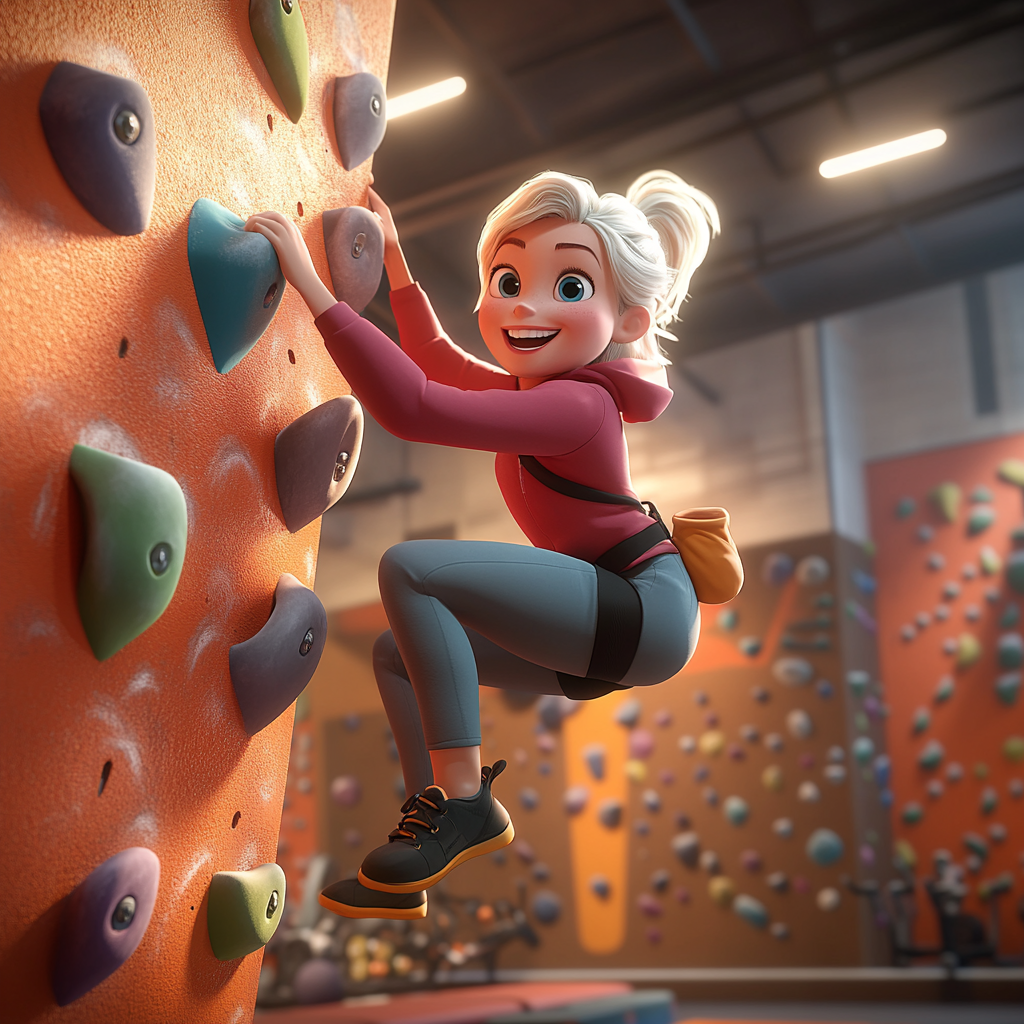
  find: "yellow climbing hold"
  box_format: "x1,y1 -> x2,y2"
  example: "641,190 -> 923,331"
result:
955,633 -> 981,669
698,730 -> 726,757
894,839 -> 917,869
708,875 -> 737,908
624,759 -> 647,783
998,459 -> 1024,487
761,764 -> 784,792
929,482 -> 961,523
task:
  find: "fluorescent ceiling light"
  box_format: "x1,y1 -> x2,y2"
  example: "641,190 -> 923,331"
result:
819,129 -> 947,178
386,76 -> 466,120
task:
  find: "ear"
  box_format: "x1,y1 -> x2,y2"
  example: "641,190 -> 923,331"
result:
611,304 -> 652,347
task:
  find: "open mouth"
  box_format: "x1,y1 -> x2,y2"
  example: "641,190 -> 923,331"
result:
503,327 -> 560,351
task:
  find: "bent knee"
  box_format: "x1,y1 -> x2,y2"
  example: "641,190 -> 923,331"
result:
372,629 -> 407,679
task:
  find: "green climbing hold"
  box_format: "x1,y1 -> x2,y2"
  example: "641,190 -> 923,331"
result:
979,547 -> 1001,576
995,672 -> 1020,706
918,739 -> 943,771
1001,603 -> 1021,628
929,482 -> 961,523
1004,736 -> 1024,763
249,0 -> 309,123
934,676 -> 954,704
852,736 -> 874,763
998,459 -> 1024,487
955,633 -> 981,670
187,198 -> 286,374
895,496 -> 916,519
970,486 -> 994,503
912,707 -> 930,734
207,863 -> 286,961
980,786 -> 998,815
70,444 -> 187,661
998,633 -> 1023,669
846,670 -> 870,697
894,839 -> 917,868
967,505 -> 995,535
1007,551 -> 1024,596
901,802 -> 923,825
963,832 -> 988,860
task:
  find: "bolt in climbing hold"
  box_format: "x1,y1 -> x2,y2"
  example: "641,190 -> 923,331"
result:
323,207 -> 384,313
207,863 -> 286,960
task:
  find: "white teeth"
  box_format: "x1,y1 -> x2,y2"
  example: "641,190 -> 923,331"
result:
507,328 -> 557,339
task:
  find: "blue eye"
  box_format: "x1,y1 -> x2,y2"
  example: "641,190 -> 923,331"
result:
489,269 -> 520,298
555,274 -> 593,302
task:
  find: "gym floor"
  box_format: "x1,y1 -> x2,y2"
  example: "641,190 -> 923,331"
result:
673,1006 -> 1024,1023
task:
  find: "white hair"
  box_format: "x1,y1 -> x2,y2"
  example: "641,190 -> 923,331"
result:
475,169 -> 720,364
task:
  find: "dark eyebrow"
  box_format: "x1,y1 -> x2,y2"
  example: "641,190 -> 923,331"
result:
497,237 -> 526,249
555,242 -> 599,261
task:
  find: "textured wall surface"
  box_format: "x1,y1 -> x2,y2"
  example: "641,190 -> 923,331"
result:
0,1 -> 394,1020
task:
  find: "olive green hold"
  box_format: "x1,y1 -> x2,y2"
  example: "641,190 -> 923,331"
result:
1007,551 -> 1024,596
69,444 -> 187,661
955,633 -> 981,670
1005,736 -> 1024,764
207,863 -> 286,961
998,458 -> 1024,488
929,482 -> 961,524
249,0 -> 309,123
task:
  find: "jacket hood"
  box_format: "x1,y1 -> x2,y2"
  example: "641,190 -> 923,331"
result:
563,358 -> 673,423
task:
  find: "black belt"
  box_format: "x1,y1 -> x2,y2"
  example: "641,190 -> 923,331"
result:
519,455 -> 671,701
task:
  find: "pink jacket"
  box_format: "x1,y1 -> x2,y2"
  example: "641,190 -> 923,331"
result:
315,283 -> 678,569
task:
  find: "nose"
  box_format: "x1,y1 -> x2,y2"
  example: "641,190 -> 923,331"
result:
512,302 -> 536,319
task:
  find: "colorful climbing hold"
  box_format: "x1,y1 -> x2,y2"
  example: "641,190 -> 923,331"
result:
625,759 -> 647,783
699,729 -> 726,756
912,707 -> 930,735
1007,551 -> 1024,595
330,776 -> 361,807
207,863 -> 285,961
761,552 -> 794,586
1004,736 -> 1024,763
738,636 -> 762,657
69,445 -> 188,661
873,755 -> 891,787
629,729 -> 656,759
895,496 -> 916,519
997,458 -> 1024,487
805,828 -> 844,867
717,608 -> 738,631
846,670 -> 870,697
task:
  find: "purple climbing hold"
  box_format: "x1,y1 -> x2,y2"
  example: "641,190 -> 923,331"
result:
330,776 -> 361,807
52,847 -> 160,1006
332,72 -> 387,170
322,206 -> 384,313
519,787 -> 540,810
563,785 -> 588,815
39,62 -> 156,235
637,893 -> 663,917
762,552 -> 794,586
740,849 -> 762,872
531,890 -> 562,925
294,958 -> 344,1005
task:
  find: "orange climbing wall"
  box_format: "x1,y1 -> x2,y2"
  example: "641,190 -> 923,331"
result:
0,2 -> 395,1021
868,434 -> 1024,955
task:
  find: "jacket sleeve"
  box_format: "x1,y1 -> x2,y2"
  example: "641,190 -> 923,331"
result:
315,301 -> 607,456
389,282 -> 516,392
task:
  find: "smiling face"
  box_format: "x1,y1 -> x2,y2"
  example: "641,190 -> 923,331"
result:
478,217 -> 651,385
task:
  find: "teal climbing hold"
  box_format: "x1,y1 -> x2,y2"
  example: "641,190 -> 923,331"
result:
995,672 -> 1020,706
1008,551 -> 1024,596
846,670 -> 870,697
207,863 -> 286,961
187,198 -> 286,373
70,445 -> 187,661
1001,603 -> 1021,629
901,802 -> 924,825
970,486 -> 994,503
967,505 -> 995,535
805,828 -> 844,867
918,740 -> 944,771
249,0 -> 309,123
998,633 -> 1023,669
722,796 -> 749,826
717,608 -> 738,631
852,736 -> 874,764
998,459 -> 1024,487
733,894 -> 769,929
980,786 -> 998,815
963,832 -> 988,859
895,496 -> 915,519
912,707 -> 930,734
934,676 -> 954,704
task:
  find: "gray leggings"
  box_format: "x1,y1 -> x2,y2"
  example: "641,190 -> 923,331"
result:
373,540 -> 700,797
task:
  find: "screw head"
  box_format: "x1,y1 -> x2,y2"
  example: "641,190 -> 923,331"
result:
111,895 -> 137,930
370,94 -> 382,117
351,232 -> 366,259
299,628 -> 314,656
281,0 -> 293,13
333,451 -> 350,482
113,109 -> 140,144
150,542 -> 172,576
263,281 -> 279,308
267,890 -> 280,918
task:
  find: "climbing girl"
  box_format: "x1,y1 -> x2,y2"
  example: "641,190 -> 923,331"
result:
247,169 -> 729,920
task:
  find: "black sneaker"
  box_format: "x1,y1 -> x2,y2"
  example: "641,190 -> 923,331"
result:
357,761 -> 514,894
318,877 -> 427,920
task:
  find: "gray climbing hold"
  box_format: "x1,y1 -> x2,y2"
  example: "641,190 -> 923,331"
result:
852,736 -> 874,764
733,894 -> 769,929
208,864 -> 286,961
797,781 -> 820,803
519,787 -> 539,810
738,636 -> 762,657
294,958 -> 344,1005
995,672 -> 1020,706
935,676 -> 955,703
998,633 -> 1023,669
762,552 -> 794,586
827,745 -> 845,763
772,657 -> 813,687
946,761 -> 964,782
816,679 -> 834,699
926,779 -> 944,799
563,785 -> 588,815
52,847 -> 160,1006
786,709 -> 813,740
766,871 -> 789,892
671,831 -> 700,868
873,754 -> 891,787
650,869 -> 671,892
816,887 -> 841,912
717,608 -> 738,630
322,206 -> 385,313
824,764 -> 846,785
1010,778 -> 1023,799
917,523 -> 934,542
806,828 -> 844,866
772,817 -> 794,839
919,740 -> 944,771
39,62 -> 156,235
700,849 -> 721,875
1007,551 -> 1024,595
629,729 -> 655,759
589,874 -> 611,899
614,697 -> 642,727
537,694 -> 578,731
723,796 -> 749,826
846,670 -> 870,696
582,743 -> 606,780
764,732 -> 784,753
275,396 -> 363,532
598,799 -> 623,829
229,573 -> 327,735
332,72 -> 387,170
531,890 -> 561,925
642,788 -> 661,813
795,555 -> 830,586
981,786 -> 998,815
1002,603 -> 1021,628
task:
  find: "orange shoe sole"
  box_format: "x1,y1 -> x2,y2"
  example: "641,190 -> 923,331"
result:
317,890 -> 428,920
358,818 -> 515,894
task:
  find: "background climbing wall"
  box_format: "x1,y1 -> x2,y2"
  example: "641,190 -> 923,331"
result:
0,1 -> 394,1021
868,433 -> 1024,955
305,533 -> 892,978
